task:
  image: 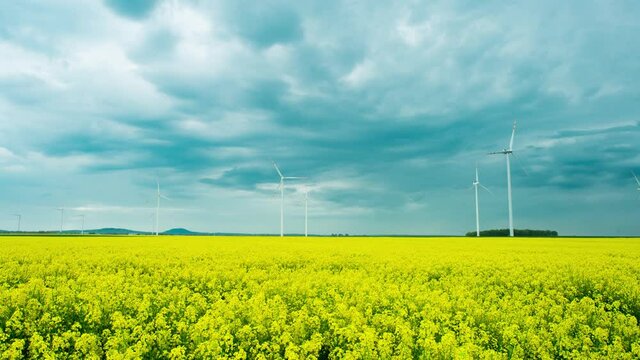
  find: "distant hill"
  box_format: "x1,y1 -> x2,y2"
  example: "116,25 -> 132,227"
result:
86,228 -> 207,235
86,228 -> 211,235
162,228 -> 205,235
0,228 -> 151,235
0,228 -> 252,236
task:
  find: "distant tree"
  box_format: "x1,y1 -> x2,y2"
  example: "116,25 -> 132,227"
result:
466,229 -> 559,237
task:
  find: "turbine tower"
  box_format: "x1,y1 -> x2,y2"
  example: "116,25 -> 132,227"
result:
56,208 -> 64,233
13,214 -> 21,232
155,180 -> 170,236
273,161 -> 304,237
472,166 -> 492,237
489,121 -> 517,237
77,214 -> 85,235
304,189 -> 309,237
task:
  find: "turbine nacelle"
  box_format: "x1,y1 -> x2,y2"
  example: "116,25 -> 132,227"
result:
489,149 -> 512,155
490,121 -> 517,156
273,162 -> 305,183
471,173 -> 492,195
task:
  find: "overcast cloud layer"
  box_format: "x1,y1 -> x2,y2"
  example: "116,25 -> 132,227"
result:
1,0 -> 639,235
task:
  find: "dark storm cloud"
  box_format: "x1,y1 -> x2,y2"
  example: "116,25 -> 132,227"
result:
220,1 -> 304,48
522,122 -> 640,190
104,0 -> 159,19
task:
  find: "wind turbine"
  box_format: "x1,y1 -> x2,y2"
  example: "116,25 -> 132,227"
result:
304,189 -> 309,237
489,121 -> 517,237
155,180 -> 170,236
56,208 -> 64,233
273,161 -> 304,237
12,214 -> 21,232
77,214 -> 85,235
472,166 -> 492,237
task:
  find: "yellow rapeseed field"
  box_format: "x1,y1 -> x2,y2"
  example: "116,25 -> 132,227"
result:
1,236 -> 639,359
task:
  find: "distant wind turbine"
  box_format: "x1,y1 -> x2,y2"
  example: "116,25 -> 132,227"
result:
472,166 -> 492,237
273,161 -> 304,237
77,214 -> 85,235
489,121 -> 517,237
155,180 -> 170,236
12,214 -> 21,232
304,189 -> 309,237
56,208 -> 64,233
633,172 -> 640,192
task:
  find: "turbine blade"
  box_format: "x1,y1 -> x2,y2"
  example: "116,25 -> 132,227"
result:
160,194 -> 171,200
509,121 -> 517,150
272,162 -> 283,178
488,151 -> 505,155
480,184 -> 494,195
284,176 -> 305,179
633,172 -> 640,186
512,152 -> 529,177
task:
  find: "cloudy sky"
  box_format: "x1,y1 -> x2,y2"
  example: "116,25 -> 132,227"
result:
0,0 -> 639,236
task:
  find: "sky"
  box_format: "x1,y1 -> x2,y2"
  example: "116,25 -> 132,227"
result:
0,0 -> 639,236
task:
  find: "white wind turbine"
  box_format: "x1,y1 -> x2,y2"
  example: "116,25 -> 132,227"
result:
12,214 -> 21,232
77,214 -> 85,235
273,161 -> 304,237
304,188 -> 310,237
155,180 -> 170,236
56,208 -> 64,233
472,165 -> 492,237
489,121 -> 517,237
633,172 -> 640,194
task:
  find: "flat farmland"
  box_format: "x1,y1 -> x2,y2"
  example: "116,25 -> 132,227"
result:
1,236 -> 639,359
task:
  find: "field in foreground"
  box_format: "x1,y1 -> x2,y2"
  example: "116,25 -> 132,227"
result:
1,236 -> 640,359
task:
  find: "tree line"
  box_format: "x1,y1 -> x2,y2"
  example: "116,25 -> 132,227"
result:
466,229 -> 559,237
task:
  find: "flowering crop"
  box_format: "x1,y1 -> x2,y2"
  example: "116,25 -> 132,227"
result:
1,236 -> 639,359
